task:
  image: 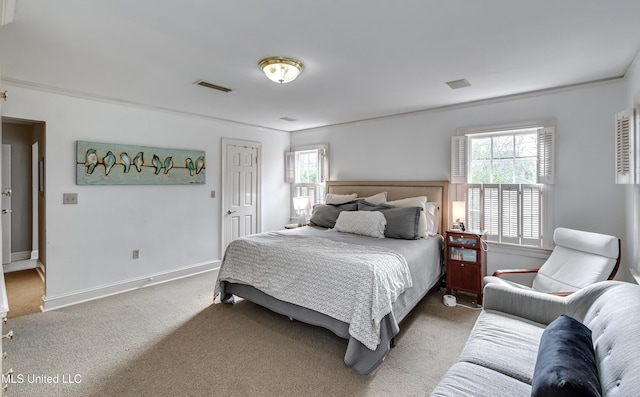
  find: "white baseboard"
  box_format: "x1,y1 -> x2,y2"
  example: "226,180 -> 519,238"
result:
11,251 -> 32,262
42,260 -> 220,312
3,258 -> 38,273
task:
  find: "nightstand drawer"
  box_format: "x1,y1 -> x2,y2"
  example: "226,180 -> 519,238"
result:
447,262 -> 481,292
447,234 -> 479,247
449,246 -> 477,262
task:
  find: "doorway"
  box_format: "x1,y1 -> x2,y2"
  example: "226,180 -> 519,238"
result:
221,138 -> 261,252
1,117 -> 46,315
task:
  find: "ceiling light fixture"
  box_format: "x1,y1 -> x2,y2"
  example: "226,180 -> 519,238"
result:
258,56 -> 304,84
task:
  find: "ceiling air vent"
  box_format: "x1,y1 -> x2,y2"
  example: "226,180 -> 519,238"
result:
446,78 -> 471,90
193,80 -> 232,93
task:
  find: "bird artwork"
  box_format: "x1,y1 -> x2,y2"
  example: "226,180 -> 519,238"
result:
103,151 -> 117,176
152,154 -> 162,175
120,152 -> 131,173
132,152 -> 144,172
77,141 -> 205,185
195,156 -> 205,175
186,158 -> 195,176
163,156 -> 174,174
85,149 -> 98,174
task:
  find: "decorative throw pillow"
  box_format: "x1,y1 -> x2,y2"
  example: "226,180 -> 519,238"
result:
333,211 -> 386,238
324,193 -> 358,205
386,196 -> 429,238
358,201 -> 422,240
531,314 -> 602,397
361,192 -> 387,205
309,201 -> 358,228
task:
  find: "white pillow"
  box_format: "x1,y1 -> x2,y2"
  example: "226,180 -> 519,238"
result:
333,211 -> 386,238
362,192 -> 387,205
387,196 -> 428,238
325,193 -> 357,205
425,202 -> 439,236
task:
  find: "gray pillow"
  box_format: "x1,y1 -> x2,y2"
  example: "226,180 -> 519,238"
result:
309,201 -> 358,228
358,201 -> 421,239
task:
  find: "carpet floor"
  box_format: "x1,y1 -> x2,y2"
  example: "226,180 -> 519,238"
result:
3,270 -> 480,397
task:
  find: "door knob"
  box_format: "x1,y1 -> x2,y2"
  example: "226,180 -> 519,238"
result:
227,209 -> 236,215
1,209 -> 11,214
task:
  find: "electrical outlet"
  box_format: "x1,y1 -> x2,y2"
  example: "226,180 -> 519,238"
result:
132,250 -> 140,259
210,190 -> 215,198
63,193 -> 78,205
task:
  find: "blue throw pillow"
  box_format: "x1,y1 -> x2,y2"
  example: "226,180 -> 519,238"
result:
531,314 -> 602,397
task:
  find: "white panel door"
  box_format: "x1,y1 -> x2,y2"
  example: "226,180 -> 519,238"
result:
222,139 -> 260,252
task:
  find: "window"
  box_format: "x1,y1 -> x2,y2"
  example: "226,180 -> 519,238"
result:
285,145 -> 328,219
452,126 -> 554,247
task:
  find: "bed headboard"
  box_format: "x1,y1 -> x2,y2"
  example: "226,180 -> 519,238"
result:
325,180 -> 449,235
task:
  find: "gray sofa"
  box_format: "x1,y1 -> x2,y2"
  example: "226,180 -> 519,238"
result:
431,281 -> 640,396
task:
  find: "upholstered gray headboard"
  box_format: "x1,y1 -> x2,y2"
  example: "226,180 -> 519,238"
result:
325,180 -> 449,235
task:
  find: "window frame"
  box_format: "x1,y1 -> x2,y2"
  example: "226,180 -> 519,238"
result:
452,122 -> 555,249
286,144 -> 329,221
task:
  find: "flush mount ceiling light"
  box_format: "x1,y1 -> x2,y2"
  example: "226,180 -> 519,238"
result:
258,56 -> 304,84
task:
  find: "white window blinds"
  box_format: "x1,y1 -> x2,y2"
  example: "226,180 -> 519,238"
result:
537,127 -> 555,184
615,108 -> 639,184
450,136 -> 467,184
466,184 -> 542,246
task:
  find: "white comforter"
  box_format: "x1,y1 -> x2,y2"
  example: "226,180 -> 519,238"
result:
215,231 -> 412,350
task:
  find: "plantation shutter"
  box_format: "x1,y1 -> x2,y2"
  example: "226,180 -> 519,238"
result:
483,185 -> 500,242
466,185 -> 481,232
284,151 -> 295,183
615,108 -> 637,184
521,184 -> 542,246
501,184 -> 519,244
451,136 -> 467,184
318,146 -> 327,183
537,127 -> 555,184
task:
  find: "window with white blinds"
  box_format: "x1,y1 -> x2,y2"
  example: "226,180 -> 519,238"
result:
467,184 -> 542,246
285,145 -> 328,219
453,126 -> 554,247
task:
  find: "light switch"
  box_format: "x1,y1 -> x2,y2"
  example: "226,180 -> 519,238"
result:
63,193 -> 78,205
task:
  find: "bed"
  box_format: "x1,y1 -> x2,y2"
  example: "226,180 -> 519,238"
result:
215,180 -> 449,374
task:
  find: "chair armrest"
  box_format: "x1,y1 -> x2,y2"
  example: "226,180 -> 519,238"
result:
548,292 -> 572,297
483,283 -> 567,325
492,268 -> 539,277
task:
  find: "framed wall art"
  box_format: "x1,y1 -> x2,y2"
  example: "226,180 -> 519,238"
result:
76,141 -> 205,185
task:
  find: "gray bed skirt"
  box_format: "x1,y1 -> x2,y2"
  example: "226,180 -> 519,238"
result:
220,281 -> 400,375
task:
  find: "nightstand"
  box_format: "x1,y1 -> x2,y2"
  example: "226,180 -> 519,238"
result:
445,230 -> 487,305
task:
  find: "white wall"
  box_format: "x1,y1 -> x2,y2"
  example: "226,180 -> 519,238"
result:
292,80 -> 630,279
623,53 -> 640,282
1,84 -> 290,308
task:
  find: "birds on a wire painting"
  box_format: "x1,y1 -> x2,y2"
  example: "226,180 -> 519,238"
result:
76,141 -> 205,185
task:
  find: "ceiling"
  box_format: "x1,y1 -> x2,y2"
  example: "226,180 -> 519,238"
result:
1,0 -> 640,133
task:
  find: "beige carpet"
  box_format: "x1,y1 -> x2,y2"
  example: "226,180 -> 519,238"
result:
5,269 -> 44,318
3,270 -> 480,397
